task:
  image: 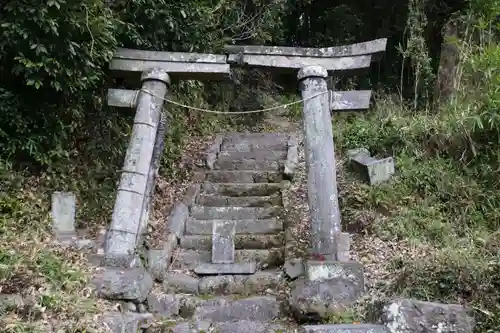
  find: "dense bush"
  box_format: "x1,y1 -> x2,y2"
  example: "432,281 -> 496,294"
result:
0,0 -> 117,166
0,0 -> 287,169
112,0 -> 285,52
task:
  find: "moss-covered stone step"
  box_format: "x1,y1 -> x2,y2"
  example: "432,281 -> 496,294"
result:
185,218 -> 283,235
302,324 -> 389,333
222,132 -> 289,146
190,205 -> 280,220
214,158 -> 286,171
222,140 -> 289,152
202,182 -> 283,196
170,248 -> 284,270
192,295 -> 283,322
148,319 -> 296,333
147,293 -> 285,323
217,149 -> 288,161
204,170 -> 284,183
180,233 -> 284,250
161,270 -> 282,296
197,194 -> 282,207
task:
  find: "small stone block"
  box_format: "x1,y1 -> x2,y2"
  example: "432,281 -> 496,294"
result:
100,312 -> 154,333
183,183 -> 201,207
167,202 -> 190,238
147,234 -> 177,282
350,150 -> 395,185
284,259 -> 305,279
194,262 -> 257,275
193,296 -> 282,322
51,192 -> 77,237
346,148 -> 370,161
381,298 -> 474,333
204,136 -> 222,169
289,276 -> 363,320
146,293 -> 180,318
305,260 -> 364,287
212,220 -> 236,264
366,157 -> 395,185
337,232 -> 351,261
163,272 -> 199,293
284,136 -> 299,177
92,267 -> 153,302
170,321 -> 213,333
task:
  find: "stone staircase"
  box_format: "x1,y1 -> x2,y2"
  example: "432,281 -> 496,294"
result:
173,132 -> 287,275
148,132 -> 292,331
92,130 -> 473,333
141,131 -> 387,333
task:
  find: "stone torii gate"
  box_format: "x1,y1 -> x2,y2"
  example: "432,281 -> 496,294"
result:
104,38 -> 387,268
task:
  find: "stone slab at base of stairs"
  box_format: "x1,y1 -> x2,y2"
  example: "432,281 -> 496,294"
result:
170,248 -> 284,270
194,261 -> 257,275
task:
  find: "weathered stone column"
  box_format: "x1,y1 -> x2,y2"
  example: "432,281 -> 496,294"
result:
298,65 -> 341,260
138,112 -> 167,237
105,68 -> 170,267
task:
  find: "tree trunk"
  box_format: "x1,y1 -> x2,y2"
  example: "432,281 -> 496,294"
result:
434,20 -> 459,105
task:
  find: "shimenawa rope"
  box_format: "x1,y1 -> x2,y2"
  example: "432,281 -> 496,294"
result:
134,89 -> 328,115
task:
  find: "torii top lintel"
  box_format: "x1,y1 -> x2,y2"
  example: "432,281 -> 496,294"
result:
224,38 -> 387,60
109,38 -> 387,81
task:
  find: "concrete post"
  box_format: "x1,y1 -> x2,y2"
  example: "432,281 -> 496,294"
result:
105,68 -> 170,267
298,65 -> 341,260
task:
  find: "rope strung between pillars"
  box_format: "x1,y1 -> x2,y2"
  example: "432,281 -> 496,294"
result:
133,89 -> 329,115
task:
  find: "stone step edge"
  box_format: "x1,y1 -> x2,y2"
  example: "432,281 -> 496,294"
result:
185,218 -> 283,235
198,194 -> 278,198
180,233 -> 285,250
218,149 -> 288,155
191,205 -> 281,210
204,133 -> 290,169
190,206 -> 282,220
151,294 -> 284,323
213,159 -> 287,172
215,159 -> 287,164
197,194 -> 281,207
170,248 -> 284,270
216,154 -> 288,162
205,170 -> 283,175
204,170 -> 285,183
100,317 -> 389,333
194,261 -> 257,275
161,269 -> 282,295
201,182 -> 286,197
132,319 -> 294,333
202,181 -> 285,187
301,323 -> 389,333
223,131 -> 290,138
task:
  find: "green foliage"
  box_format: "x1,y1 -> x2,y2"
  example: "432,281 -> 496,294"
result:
0,0 -> 117,165
338,105 -> 500,332
336,8 -> 500,329
397,0 -> 435,109
0,0 -> 116,93
112,0 -> 285,52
